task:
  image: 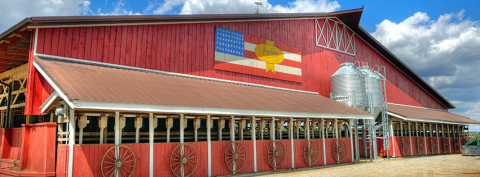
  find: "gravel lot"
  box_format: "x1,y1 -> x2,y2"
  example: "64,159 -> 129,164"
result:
230,154 -> 480,177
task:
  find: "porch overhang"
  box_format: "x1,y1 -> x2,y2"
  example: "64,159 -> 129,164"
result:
33,54 -> 373,120
387,103 -> 480,125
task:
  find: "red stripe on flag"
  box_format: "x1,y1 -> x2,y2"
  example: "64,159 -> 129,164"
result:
215,61 -> 302,83
245,34 -> 301,54
244,50 -> 302,69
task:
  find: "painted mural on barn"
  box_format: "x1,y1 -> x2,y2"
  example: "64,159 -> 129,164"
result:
214,27 -> 302,83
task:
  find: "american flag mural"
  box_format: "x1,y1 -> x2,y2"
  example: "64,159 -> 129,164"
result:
214,27 -> 302,83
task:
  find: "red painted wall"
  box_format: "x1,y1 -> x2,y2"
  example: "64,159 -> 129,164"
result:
26,18 -> 447,114
19,123 -> 56,174
0,128 -> 23,160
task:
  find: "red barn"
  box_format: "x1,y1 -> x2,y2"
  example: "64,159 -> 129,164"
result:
0,7 -> 477,177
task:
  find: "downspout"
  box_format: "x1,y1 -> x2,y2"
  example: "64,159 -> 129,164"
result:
0,81 -> 11,128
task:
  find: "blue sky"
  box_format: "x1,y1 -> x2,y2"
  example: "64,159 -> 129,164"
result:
86,0 -> 480,32
1,0 -> 480,130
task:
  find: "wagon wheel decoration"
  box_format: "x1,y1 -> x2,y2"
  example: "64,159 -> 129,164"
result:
430,138 -> 437,154
416,137 -> 424,155
332,139 -> 346,162
303,140 -> 320,165
453,138 -> 459,153
267,141 -> 285,169
170,143 -> 198,177
400,137 -> 410,156
224,141 -> 247,172
443,137 -> 449,153
101,145 -> 136,177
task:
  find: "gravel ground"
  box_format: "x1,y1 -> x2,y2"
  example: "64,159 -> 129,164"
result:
229,154 -> 480,177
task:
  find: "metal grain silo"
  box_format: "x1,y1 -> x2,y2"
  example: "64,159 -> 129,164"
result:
357,66 -> 383,108
331,63 -> 364,109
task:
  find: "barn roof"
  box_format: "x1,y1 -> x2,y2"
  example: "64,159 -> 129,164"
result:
0,7 -> 455,109
34,54 -> 372,119
387,104 -> 480,124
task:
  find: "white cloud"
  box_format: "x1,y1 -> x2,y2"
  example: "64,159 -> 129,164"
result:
152,0 -> 340,15
99,0 -> 142,15
0,0 -> 92,33
371,10 -> 480,129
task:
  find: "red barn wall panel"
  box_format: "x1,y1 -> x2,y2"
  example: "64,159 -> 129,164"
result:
56,145 -> 68,177
293,139 -> 308,168
324,138 -> 352,165
275,139 -> 292,170
236,140 -> 255,174
438,137 -> 444,154
210,141 -> 230,176
27,18 -> 447,114
1,128 -> 23,160
255,140 -> 273,172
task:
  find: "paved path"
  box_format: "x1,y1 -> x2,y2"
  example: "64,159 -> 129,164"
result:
225,154 -> 480,177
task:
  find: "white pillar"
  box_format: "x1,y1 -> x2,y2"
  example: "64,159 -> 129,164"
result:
230,116 -> 235,141
448,125 -> 451,153
391,122 -> 395,157
251,117 -> 257,172
409,122 -> 413,156
423,123 -> 427,155
436,124 -> 439,154
306,118 -> 310,140
180,114 -> 185,143
289,118 -> 294,169
115,111 -> 120,145
207,115 -> 212,176
67,109 -> 76,177
240,120 -> 244,140
166,118 -> 172,142
335,119 -> 338,140
271,117 -> 275,141
149,113 -> 154,177
321,119 -> 326,165
349,120 -> 354,162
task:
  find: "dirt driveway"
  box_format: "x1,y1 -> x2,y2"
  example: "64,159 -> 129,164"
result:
229,154 -> 480,177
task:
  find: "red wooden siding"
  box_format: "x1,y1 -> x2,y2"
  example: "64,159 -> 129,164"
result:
20,123 -> 57,174
324,138 -> 352,165
0,128 -> 23,160
26,19 -> 446,114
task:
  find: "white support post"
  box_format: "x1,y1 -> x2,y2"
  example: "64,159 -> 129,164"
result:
251,117 -> 257,172
354,119 -> 359,162
240,120 -> 244,140
194,118 -> 201,142
295,120 -> 300,139
277,120 -> 283,140
166,117 -> 173,142
67,109 -> 76,177
207,115 -> 212,176
99,116 -> 108,144
400,121 -> 403,137
230,116 -> 236,174
409,122 -> 413,156
321,119 -> 326,165
230,116 -> 235,141
349,120 -> 354,162
311,121 -> 315,139
423,123 -> 427,155
335,119 -> 338,140
135,117 -> 143,144
218,119 -> 225,141
115,111 -> 120,145
271,117 -> 276,141
180,114 -> 185,143
448,125 -> 451,153
306,118 -> 310,140
149,113 -> 154,177
436,124 -> 439,154
78,115 -> 88,145
289,118 -> 294,169
260,120 -> 265,140
391,122 -> 395,157
119,116 -> 126,144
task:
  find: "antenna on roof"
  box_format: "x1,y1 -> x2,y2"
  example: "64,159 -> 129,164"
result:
255,2 -> 263,14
